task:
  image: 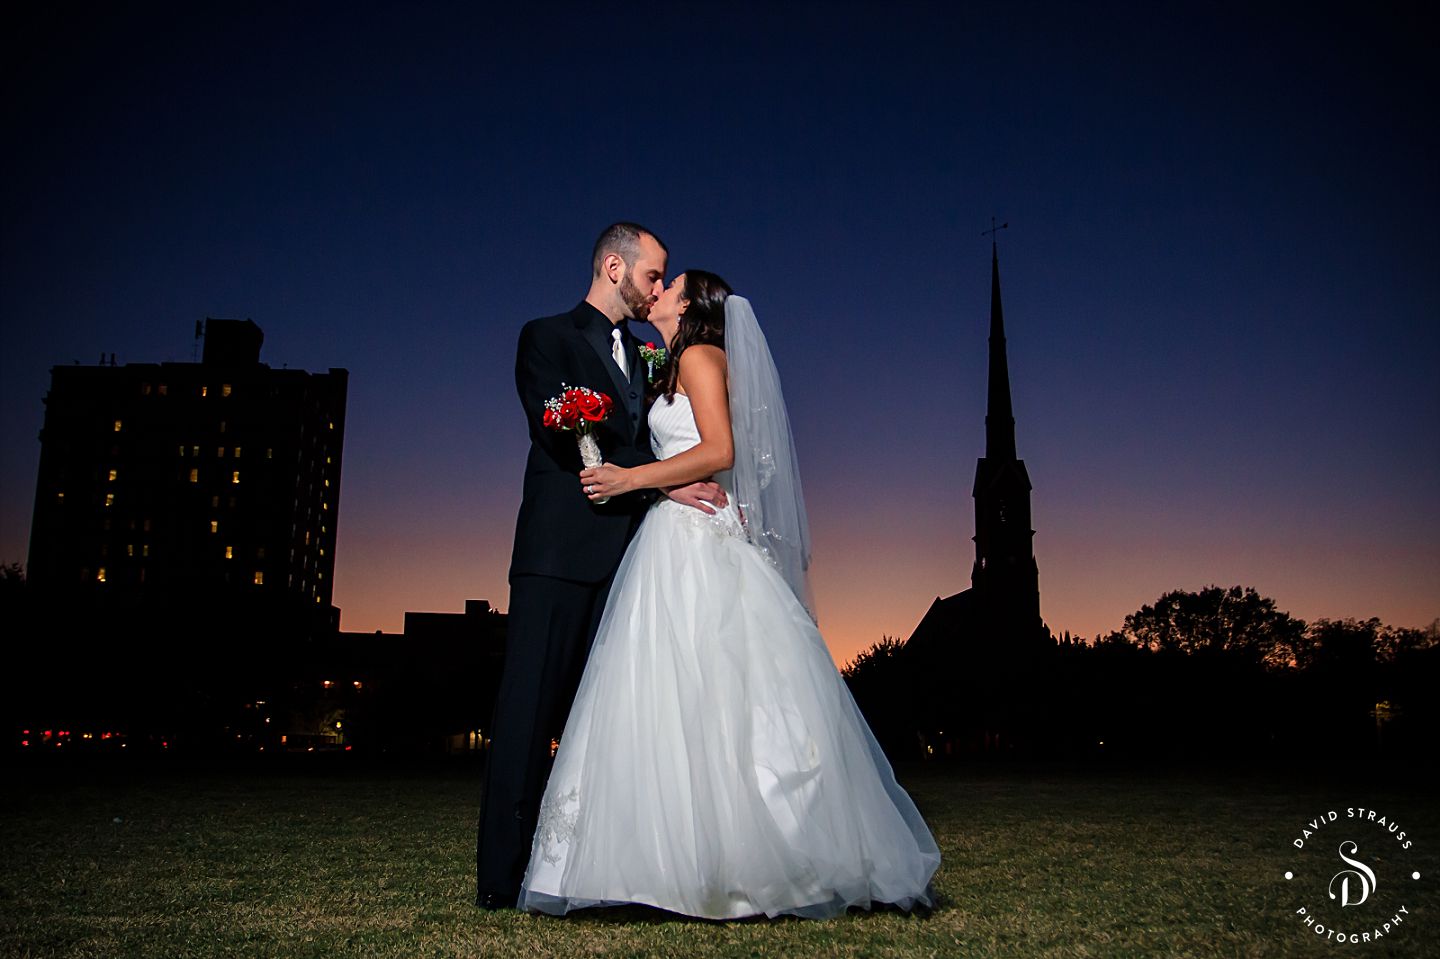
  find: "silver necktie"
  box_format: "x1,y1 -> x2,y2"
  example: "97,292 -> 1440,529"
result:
611,327 -> 629,379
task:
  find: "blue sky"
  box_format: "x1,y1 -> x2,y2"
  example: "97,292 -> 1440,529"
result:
3,2 -> 1435,661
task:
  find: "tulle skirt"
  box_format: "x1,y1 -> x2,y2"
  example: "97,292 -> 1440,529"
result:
517,498 -> 941,919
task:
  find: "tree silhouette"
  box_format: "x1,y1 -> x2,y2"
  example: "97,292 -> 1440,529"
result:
1121,585 -> 1305,668
842,584 -> 1436,763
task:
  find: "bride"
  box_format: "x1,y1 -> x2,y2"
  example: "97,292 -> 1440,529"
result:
517,270 -> 940,919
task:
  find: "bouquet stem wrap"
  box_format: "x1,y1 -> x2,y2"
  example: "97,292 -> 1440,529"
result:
577,432 -> 609,504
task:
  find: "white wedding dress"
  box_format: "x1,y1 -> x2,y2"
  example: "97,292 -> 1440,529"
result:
517,392 -> 941,919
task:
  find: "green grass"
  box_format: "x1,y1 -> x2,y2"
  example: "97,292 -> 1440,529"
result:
1,757 -> 1436,957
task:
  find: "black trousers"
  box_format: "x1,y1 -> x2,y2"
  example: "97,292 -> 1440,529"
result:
475,571 -> 615,901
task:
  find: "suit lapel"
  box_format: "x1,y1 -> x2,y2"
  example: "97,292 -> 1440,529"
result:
623,328 -> 645,394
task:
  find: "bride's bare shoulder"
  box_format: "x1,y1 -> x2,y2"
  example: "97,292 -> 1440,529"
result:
678,343 -> 727,371
676,344 -> 728,399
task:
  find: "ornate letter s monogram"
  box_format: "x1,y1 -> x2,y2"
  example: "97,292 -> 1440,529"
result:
1328,841 -> 1378,907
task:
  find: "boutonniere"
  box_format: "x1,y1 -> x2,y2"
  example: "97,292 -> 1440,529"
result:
638,342 -> 668,383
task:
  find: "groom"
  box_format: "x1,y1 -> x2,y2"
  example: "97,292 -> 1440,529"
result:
476,222 -> 725,909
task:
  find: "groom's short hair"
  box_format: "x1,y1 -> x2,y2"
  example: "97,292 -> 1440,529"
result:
592,222 -> 666,276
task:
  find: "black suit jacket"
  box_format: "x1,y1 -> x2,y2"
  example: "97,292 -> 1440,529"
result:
508,301 -> 658,582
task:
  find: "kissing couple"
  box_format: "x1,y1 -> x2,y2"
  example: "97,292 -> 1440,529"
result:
476,222 -> 939,919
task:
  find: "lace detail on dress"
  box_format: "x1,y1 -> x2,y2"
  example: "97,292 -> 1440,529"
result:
536,784 -> 580,864
653,499 -> 747,543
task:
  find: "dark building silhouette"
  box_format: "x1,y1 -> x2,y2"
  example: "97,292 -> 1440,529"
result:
893,244 -> 1053,755
303,600 -> 508,754
907,244 -> 1048,656
27,319 -> 347,616
15,320 -> 347,743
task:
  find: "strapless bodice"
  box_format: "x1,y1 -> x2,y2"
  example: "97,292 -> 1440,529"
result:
648,392 -> 743,537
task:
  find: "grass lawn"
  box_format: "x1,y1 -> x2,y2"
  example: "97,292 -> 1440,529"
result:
1,755 -> 1436,958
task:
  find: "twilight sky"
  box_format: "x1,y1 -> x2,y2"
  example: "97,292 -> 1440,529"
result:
3,2 -> 1436,666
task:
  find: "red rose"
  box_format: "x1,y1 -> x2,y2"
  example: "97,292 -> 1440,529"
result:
645,341 -> 656,349
559,402 -> 581,428
542,408 -> 561,430
576,390 -> 607,422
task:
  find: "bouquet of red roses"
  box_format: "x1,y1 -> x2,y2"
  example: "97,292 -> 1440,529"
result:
542,383 -> 615,502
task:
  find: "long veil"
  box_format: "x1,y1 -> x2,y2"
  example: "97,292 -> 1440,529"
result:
724,295 -> 816,620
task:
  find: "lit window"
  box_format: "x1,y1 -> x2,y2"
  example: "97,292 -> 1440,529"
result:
321,526 -> 327,534
222,384 -> 232,397
322,502 -> 328,511
201,386 -> 208,397
315,595 -> 321,603
304,531 -> 310,545
113,420 -> 122,432
210,520 -> 219,534
158,384 -> 167,396
178,445 -> 186,457
234,447 -> 242,458
104,493 -> 115,507
191,445 -> 199,457
266,448 -> 273,459
328,421 -> 334,430
96,567 -> 107,583
189,469 -> 198,483
231,471 -> 240,484
318,548 -> 324,557
253,571 -> 264,585
323,479 -> 329,488
225,546 -> 234,560
56,491 -> 65,503
126,544 -> 134,557
108,469 -> 117,482
142,545 -> 150,557
219,421 -> 227,433
317,571 -> 323,580
326,456 -> 332,465
142,383 -> 152,395
217,447 -> 225,458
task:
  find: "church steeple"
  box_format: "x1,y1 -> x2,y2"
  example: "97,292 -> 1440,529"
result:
985,242 -> 1018,462
970,235 -> 1043,640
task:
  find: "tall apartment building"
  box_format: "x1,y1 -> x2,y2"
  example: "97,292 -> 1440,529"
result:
27,319 -> 348,622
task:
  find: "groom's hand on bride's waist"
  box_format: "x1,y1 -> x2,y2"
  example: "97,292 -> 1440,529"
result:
663,481 -> 727,515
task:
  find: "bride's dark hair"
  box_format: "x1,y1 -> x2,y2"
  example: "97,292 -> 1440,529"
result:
655,270 -> 732,402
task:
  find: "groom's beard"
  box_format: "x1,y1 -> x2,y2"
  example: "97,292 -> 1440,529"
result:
620,272 -> 653,321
